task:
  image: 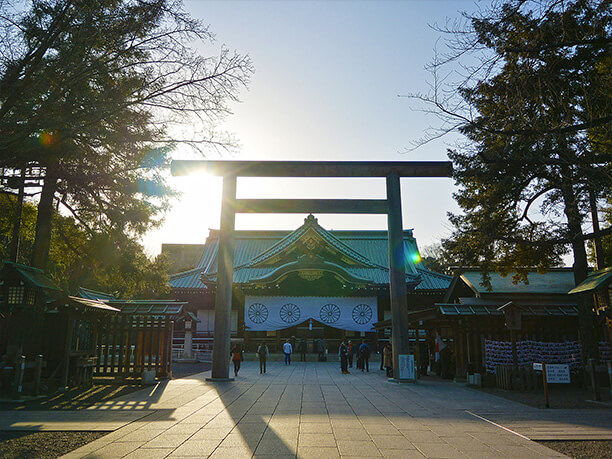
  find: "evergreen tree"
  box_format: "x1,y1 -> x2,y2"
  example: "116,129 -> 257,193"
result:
413,0 -> 611,285
0,0 -> 252,269
0,194 -> 170,297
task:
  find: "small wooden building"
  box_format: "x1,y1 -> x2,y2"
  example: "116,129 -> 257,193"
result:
569,266 -> 612,349
0,262 -> 119,393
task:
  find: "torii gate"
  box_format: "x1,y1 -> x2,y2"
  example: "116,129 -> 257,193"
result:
171,160 -> 452,381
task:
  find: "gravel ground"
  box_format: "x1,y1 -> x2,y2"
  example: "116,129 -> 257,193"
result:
539,440 -> 612,458
0,431 -> 107,459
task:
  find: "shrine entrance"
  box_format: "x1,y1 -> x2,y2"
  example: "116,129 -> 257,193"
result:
171,160 -> 452,381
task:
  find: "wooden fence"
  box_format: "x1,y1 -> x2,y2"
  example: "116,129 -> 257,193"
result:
94,316 -> 174,379
495,364 -> 541,390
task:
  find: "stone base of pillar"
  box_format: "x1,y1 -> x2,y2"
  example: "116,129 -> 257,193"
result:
388,378 -> 416,384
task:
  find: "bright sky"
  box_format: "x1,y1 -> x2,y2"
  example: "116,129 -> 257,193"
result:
144,0 -> 480,256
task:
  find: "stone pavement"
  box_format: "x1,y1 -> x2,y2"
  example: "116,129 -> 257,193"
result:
46,361 -> 608,458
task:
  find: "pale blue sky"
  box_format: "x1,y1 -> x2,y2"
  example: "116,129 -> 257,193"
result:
145,0 -> 480,255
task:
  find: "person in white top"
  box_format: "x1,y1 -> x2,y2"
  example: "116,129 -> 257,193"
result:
283,340 -> 293,365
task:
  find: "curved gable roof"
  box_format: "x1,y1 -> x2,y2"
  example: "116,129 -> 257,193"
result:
169,216 -> 446,290
242,215 -> 387,270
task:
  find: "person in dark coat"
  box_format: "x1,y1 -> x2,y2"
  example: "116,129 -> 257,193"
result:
383,343 -> 393,377
339,340 -> 350,374
298,339 -> 307,361
347,340 -> 354,368
379,341 -> 386,370
358,339 -> 371,372
231,344 -> 244,377
317,339 -> 327,361
257,342 -> 269,374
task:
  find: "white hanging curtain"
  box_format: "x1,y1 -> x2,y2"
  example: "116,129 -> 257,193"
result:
244,296 -> 378,332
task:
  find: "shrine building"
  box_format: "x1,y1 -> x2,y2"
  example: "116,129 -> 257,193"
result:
168,215 -> 452,352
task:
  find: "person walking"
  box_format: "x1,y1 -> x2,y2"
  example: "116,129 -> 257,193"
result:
359,339 -> 371,372
347,340 -> 354,368
339,340 -> 350,374
231,343 -> 244,377
298,339 -> 307,362
383,343 -> 393,378
283,339 -> 293,365
379,341 -> 386,371
257,342 -> 269,374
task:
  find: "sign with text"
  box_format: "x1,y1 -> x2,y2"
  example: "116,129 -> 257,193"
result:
533,362 -> 543,371
545,364 -> 570,384
398,354 -> 415,381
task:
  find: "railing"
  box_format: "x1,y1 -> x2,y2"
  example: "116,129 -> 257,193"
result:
495,364 -> 541,390
172,337 -> 213,362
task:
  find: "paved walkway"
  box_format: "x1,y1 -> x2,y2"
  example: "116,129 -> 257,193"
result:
38,361 -> 610,458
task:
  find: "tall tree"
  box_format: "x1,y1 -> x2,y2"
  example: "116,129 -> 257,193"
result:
0,194 -> 170,297
411,0 -> 611,285
0,0 -> 252,269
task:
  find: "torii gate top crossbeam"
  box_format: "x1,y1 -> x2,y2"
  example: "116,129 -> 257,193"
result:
171,160 -> 452,178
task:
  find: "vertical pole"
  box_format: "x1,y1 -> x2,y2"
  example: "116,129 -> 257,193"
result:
34,354 -> 43,396
209,175 -> 237,380
386,172 -> 410,380
543,362 -> 550,408
61,315 -> 74,389
9,168 -> 26,263
589,358 -> 601,402
511,329 -> 518,369
415,327 -> 421,378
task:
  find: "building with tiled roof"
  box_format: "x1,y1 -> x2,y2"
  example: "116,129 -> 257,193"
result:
167,215 -> 452,351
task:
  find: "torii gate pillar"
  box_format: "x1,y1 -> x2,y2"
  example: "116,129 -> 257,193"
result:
208,175 -> 236,381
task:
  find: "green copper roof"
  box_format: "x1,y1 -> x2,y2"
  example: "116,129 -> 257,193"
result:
569,267 -> 612,295
459,268 -> 576,295
108,300 -> 188,318
1,261 -> 63,292
169,216 -> 451,291
77,287 -> 117,301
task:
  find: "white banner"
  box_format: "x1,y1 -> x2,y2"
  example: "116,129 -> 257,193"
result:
245,296 -> 378,332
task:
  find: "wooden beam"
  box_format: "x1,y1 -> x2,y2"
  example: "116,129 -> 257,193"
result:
171,160 -> 453,178
234,199 -> 388,214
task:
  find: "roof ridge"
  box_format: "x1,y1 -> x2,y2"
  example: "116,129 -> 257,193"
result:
416,266 -> 453,280
169,266 -> 204,279
237,215 -> 387,270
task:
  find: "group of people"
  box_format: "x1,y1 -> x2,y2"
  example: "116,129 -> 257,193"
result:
338,339 -> 372,374
230,339 -> 393,378
231,341 -> 272,376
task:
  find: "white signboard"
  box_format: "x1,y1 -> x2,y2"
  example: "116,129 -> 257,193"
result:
398,354 -> 415,381
546,364 -> 570,384
533,362 -> 543,371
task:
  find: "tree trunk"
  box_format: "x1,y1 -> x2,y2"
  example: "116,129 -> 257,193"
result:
31,168 -> 59,270
560,179 -> 598,362
560,181 -> 589,285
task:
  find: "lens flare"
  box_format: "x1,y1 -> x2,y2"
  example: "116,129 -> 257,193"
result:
38,131 -> 56,147
411,252 -> 422,264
